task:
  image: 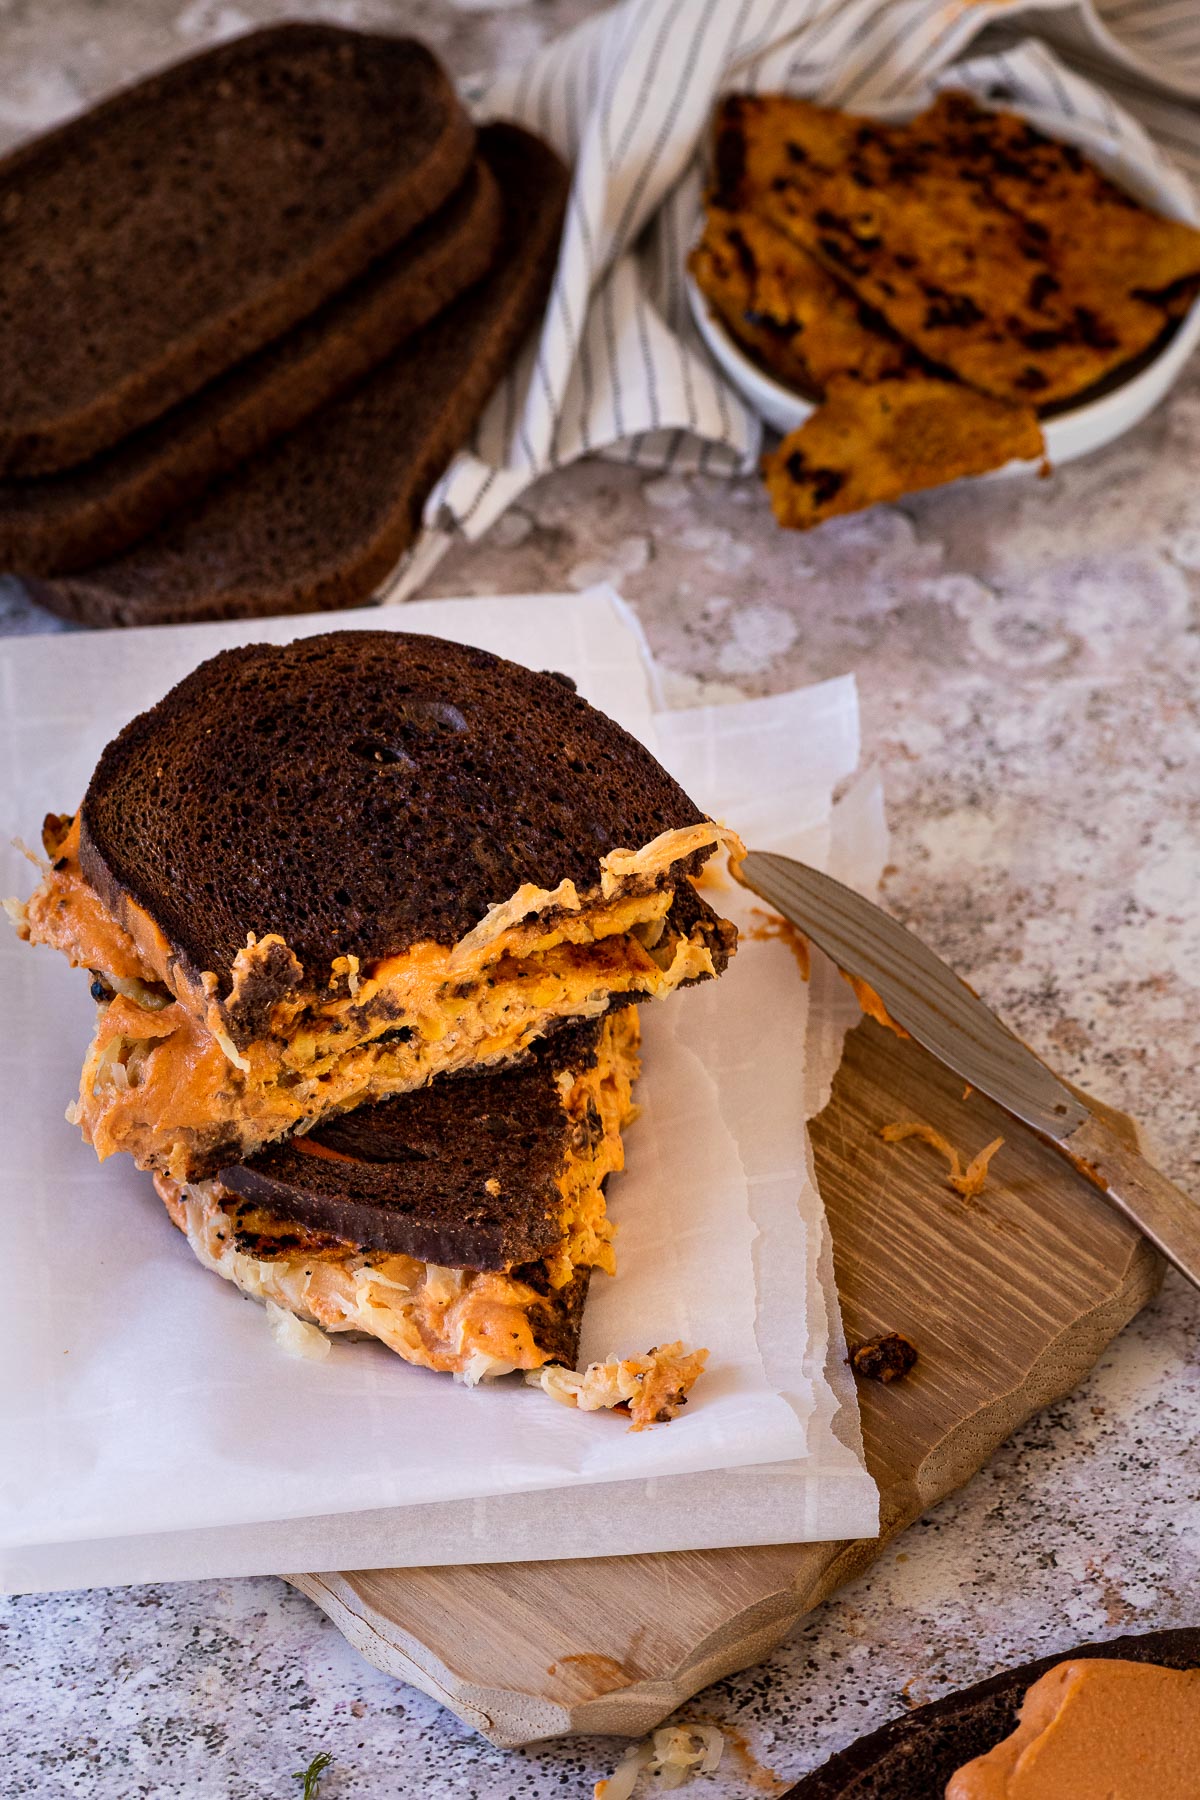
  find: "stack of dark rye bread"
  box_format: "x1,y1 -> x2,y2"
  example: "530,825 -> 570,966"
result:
0,24 -> 567,627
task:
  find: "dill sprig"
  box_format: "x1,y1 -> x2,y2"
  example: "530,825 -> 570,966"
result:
292,1751 -> 332,1799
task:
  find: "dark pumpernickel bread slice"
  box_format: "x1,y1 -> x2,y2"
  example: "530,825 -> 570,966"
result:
784,1628 -> 1200,1798
220,1018 -> 608,1269
0,23 -> 473,476
28,122 -> 568,627
522,1265 -> 591,1370
77,628 -> 729,989
0,159 -> 503,575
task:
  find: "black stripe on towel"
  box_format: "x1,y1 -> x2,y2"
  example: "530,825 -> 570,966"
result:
609,0 -> 728,261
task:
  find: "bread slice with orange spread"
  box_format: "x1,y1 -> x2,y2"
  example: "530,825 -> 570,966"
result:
16,630 -> 740,1182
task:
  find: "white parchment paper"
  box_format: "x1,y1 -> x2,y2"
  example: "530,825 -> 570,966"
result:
0,588 -> 880,1590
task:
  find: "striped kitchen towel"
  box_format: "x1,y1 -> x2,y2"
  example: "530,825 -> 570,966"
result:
383,0 -> 1200,601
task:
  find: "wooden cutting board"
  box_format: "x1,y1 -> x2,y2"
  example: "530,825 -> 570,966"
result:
289,1018 -> 1162,1746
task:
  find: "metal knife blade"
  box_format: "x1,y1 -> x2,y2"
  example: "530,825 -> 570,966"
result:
740,849 -> 1200,1292
739,850 -> 1088,1142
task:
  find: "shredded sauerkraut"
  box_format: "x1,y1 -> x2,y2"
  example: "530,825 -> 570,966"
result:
95,970 -> 173,1011
458,1350 -> 519,1387
600,823 -> 744,898
265,1300 -> 331,1362
595,1725 -> 724,1798
2,893 -> 29,933
527,1342 -> 708,1430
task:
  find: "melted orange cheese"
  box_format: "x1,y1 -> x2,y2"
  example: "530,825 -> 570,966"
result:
78,926 -> 697,1178
544,1008 -> 639,1285
24,816 -> 726,1177
23,815 -> 176,989
23,827 -> 153,987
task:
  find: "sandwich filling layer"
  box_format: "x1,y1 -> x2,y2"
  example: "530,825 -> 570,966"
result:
19,813 -> 738,1178
153,1009 -> 638,1380
527,1344 -> 709,1431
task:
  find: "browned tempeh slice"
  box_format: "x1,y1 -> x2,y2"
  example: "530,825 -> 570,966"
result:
690,206 -> 914,391
919,91 -> 1200,301
719,87 -> 1200,406
709,90 -> 863,213
763,375 -> 1044,529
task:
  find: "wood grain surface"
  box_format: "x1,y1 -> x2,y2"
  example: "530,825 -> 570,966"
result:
290,1019 -> 1162,1746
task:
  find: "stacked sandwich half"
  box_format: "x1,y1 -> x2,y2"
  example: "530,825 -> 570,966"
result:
0,25 -> 568,628
14,631 -> 741,1426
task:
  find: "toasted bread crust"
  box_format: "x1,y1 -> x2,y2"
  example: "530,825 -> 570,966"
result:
76,628 -> 722,985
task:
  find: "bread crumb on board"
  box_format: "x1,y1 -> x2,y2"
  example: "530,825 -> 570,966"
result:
851,1332 -> 918,1384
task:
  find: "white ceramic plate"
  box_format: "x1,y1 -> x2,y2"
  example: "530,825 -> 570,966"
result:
687,100 -> 1200,473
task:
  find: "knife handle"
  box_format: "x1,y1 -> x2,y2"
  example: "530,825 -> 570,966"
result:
1061,1111 -> 1200,1291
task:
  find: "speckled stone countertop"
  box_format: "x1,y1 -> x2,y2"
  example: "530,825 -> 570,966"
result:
2,4 -> 1199,1796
